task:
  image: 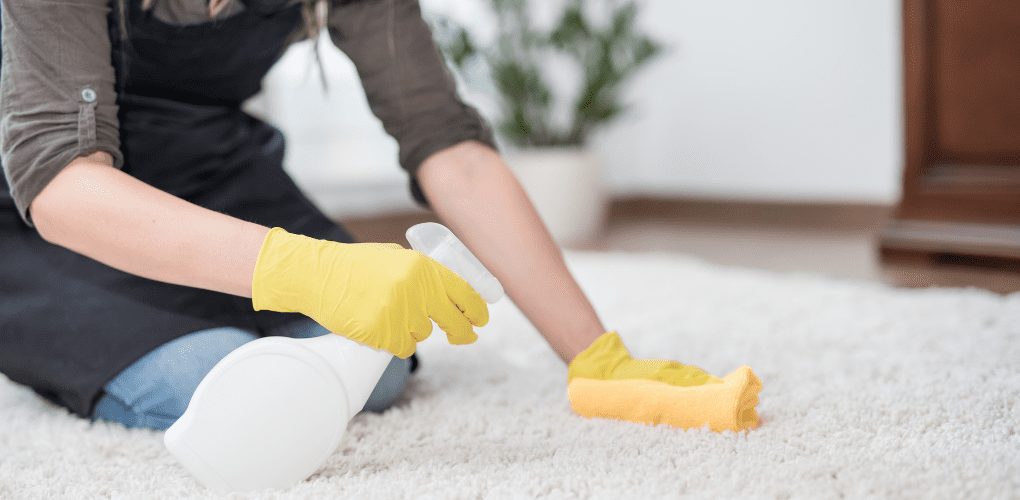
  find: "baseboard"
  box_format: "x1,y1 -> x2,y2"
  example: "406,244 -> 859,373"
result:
339,196 -> 894,244
880,219 -> 1020,262
342,211 -> 438,244
608,196 -> 892,230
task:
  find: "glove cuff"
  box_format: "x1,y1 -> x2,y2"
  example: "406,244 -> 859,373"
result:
251,227 -> 339,314
567,331 -> 632,382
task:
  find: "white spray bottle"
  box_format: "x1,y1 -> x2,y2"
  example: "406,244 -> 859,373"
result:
164,223 -> 503,491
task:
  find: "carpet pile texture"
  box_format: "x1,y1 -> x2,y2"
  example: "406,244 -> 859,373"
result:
1,252 -> 1018,498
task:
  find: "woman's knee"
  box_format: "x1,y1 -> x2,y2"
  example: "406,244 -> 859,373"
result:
362,355 -> 412,413
93,327 -> 257,430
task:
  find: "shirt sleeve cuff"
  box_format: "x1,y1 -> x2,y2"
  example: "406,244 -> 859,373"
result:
401,114 -> 499,207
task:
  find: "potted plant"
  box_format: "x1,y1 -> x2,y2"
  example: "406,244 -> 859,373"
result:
434,0 -> 661,244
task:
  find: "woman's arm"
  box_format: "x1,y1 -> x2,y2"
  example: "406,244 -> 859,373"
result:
32,152 -> 268,298
32,152 -> 486,358
417,145 -> 763,433
2,0 -> 265,297
329,0 -> 603,360
417,141 -> 605,362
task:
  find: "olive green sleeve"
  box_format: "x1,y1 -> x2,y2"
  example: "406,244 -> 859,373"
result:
327,0 -> 496,203
0,0 -> 123,225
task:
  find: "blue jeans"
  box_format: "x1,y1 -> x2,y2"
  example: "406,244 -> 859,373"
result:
91,320 -> 412,430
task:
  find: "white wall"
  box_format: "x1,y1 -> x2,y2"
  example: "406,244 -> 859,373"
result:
255,0 -> 904,216
594,0 -> 904,203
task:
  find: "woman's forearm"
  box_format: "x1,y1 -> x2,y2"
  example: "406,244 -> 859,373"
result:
417,141 -> 605,362
31,152 -> 268,297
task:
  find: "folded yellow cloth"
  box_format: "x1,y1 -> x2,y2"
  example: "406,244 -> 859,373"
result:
568,365 -> 761,432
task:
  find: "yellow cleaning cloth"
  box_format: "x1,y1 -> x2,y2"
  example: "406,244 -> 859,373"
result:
568,365 -> 762,432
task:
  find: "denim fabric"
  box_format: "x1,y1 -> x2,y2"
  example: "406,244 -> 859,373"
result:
91,321 -> 411,430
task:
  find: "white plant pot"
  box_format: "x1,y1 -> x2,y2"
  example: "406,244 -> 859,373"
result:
506,148 -> 607,246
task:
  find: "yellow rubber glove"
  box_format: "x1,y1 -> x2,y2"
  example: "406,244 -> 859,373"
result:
567,331 -> 722,386
251,227 -> 488,358
567,332 -> 762,431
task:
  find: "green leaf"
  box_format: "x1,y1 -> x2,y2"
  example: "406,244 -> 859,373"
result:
611,2 -> 638,38
431,0 -> 663,146
448,29 -> 476,67
549,3 -> 588,50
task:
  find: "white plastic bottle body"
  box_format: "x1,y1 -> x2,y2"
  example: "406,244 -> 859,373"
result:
164,223 -> 502,492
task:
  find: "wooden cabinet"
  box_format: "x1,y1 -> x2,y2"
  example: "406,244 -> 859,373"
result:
881,0 -> 1020,262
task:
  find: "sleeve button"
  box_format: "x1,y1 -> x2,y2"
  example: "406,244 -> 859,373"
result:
81,87 -> 97,103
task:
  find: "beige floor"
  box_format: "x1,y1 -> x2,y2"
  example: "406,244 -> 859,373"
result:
597,219 -> 1020,293
343,202 -> 1020,294
597,220 -> 880,278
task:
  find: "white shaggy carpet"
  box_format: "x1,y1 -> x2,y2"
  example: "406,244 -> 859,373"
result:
2,252 -> 1019,499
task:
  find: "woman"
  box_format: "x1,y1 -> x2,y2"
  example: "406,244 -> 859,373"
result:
0,0 -> 717,431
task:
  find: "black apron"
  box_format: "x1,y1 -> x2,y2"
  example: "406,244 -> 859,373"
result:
0,2 -> 354,417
